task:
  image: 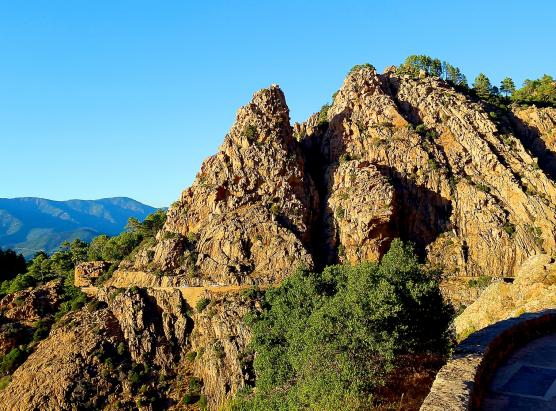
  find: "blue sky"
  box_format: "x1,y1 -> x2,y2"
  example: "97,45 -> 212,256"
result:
1,1 -> 554,207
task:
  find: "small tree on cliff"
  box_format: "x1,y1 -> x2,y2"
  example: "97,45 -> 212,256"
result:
500,77 -> 516,97
473,73 -> 496,100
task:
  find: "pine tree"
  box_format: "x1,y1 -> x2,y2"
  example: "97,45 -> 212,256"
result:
473,73 -> 494,100
500,77 -> 516,97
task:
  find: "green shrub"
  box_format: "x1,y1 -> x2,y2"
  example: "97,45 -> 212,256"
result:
335,207 -> 346,219
318,104 -> 331,126
269,204 -> 280,216
182,393 -> 198,404
348,63 -> 376,74
31,319 -> 52,343
426,130 -> 438,139
339,153 -> 351,164
188,377 -> 203,393
196,298 -> 210,312
512,75 -> 556,106
0,376 -> 10,390
415,124 -> 427,136
96,262 -> 118,285
241,286 -> 261,301
468,276 -> 492,289
503,222 -> 516,238
86,299 -> 106,312
244,124 -> 257,141
129,371 -> 141,386
117,342 -> 127,356
0,274 -> 36,296
448,175 -> 459,190
233,239 -> 453,410
0,348 -> 26,374
198,395 -> 208,411
475,182 -> 491,193
337,244 -> 345,257
185,351 -> 197,362
213,341 -> 225,359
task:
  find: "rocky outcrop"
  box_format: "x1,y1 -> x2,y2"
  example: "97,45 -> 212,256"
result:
74,261 -> 112,287
0,308 -> 129,410
0,279 -> 62,327
454,254 -> 556,340
114,68 -> 556,288
188,290 -> 259,410
4,66 -> 556,410
121,85 -> 317,287
304,66 -> 556,278
511,105 -> 556,179
98,287 -> 190,372
327,160 -> 395,263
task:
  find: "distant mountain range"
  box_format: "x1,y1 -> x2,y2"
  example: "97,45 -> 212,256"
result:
0,197 -> 157,258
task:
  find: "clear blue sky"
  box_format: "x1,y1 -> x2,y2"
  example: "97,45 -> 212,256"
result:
1,1 -> 554,207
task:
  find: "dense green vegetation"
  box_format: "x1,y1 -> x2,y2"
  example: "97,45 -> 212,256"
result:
396,55 -> 555,107
512,74 -> 556,105
0,249 -> 27,282
0,210 -> 166,297
87,210 -> 166,262
0,240 -> 89,378
231,240 -> 453,411
397,55 -> 467,87
348,63 -> 376,74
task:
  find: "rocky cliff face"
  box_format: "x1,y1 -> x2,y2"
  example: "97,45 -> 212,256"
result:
2,66 -> 555,410
313,67 -> 556,278
188,290 -> 258,409
118,85 -> 317,287
112,66 -> 556,288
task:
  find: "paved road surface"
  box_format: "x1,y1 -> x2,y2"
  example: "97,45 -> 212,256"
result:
482,333 -> 556,410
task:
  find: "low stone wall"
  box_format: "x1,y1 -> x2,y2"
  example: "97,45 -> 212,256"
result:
420,309 -> 556,410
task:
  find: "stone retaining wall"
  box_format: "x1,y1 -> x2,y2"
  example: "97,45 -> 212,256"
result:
420,309 -> 556,410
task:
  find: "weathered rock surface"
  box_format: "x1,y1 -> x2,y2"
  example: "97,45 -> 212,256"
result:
188,290 -> 258,410
114,68 -> 556,289
74,261 -> 112,287
312,66 -> 556,278
0,308 -> 128,411
124,85 -> 317,287
327,160 -> 395,263
98,286 -> 190,372
511,105 -> 556,178
454,254 -> 556,340
0,279 -> 62,327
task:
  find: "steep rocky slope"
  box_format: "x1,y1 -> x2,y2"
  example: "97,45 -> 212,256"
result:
1,66 -> 555,410
313,67 -> 556,278
454,253 -> 556,340
109,66 -> 556,290
111,85 -> 317,288
0,280 -> 63,357
0,307 -> 128,410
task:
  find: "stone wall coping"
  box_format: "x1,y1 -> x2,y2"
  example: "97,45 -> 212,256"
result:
420,309 -> 556,410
